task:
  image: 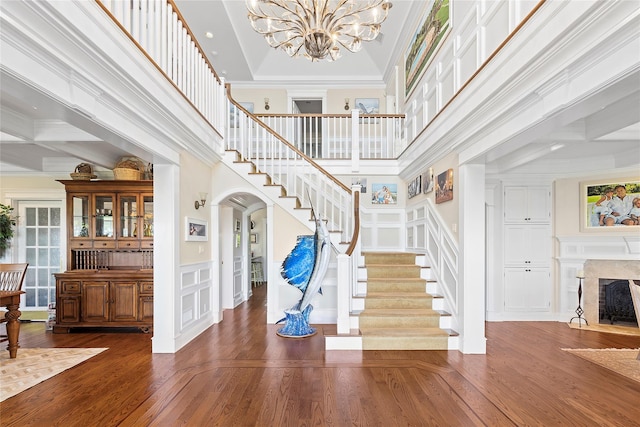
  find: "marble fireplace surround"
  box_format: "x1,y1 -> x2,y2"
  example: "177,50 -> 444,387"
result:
583,260 -> 640,326
557,235 -> 639,324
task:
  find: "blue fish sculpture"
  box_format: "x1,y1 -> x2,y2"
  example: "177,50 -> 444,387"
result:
277,215 -> 331,337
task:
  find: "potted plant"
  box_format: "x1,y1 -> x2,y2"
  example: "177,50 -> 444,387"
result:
0,203 -> 17,255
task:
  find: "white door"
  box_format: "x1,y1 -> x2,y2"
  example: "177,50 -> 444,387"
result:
17,201 -> 63,310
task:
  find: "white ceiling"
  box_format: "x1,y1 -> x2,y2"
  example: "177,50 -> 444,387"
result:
0,0 -> 638,180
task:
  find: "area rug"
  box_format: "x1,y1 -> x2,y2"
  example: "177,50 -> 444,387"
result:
0,347 -> 107,401
562,348 -> 640,383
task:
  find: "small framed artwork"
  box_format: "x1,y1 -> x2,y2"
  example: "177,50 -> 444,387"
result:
355,98 -> 379,123
435,169 -> 454,204
186,217 -> 208,241
250,233 -> 258,244
352,177 -> 368,193
371,183 -> 397,205
408,175 -> 422,199
580,179 -> 640,231
423,167 -> 434,193
230,102 -> 254,127
235,219 -> 241,232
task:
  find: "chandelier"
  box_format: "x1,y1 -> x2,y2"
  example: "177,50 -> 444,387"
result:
246,0 -> 392,62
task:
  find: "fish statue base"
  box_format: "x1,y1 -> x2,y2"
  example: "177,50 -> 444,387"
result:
276,305 -> 316,338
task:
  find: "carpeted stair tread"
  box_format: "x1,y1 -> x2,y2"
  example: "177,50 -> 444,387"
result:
360,308 -> 439,316
359,251 -> 449,350
359,327 -> 450,337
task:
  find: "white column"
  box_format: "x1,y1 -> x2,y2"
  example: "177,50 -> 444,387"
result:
152,163 -> 180,353
458,163 -> 487,354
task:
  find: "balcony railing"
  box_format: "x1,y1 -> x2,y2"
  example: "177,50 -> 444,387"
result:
96,0 -> 225,132
227,90 -> 356,246
255,113 -> 405,160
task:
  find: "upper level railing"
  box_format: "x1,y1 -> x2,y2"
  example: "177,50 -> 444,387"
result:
227,88 -> 356,247
255,113 -> 405,160
96,0 -> 225,133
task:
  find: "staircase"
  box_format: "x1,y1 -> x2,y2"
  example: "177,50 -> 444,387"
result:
358,252 -> 453,350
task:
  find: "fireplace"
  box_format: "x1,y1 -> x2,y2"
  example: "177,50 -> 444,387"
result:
598,279 -> 638,326
583,260 -> 640,328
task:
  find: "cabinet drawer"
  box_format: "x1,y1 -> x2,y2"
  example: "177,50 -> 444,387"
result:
94,240 -> 117,249
141,240 -> 154,249
62,281 -> 81,294
139,282 -> 153,294
118,241 -> 140,250
70,240 -> 92,249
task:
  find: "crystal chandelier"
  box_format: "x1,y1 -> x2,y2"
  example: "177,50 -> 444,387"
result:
246,0 -> 392,62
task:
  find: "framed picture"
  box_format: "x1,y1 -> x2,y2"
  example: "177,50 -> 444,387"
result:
371,183 -> 397,205
435,168 -> 453,204
423,167 -> 434,193
250,233 -> 258,244
408,175 -> 422,199
186,217 -> 208,241
355,98 -> 379,123
235,219 -> 241,232
352,177 -> 368,194
580,179 -> 640,231
404,0 -> 451,97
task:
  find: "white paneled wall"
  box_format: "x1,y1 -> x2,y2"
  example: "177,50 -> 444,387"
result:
178,261 -> 214,346
404,1 -> 539,142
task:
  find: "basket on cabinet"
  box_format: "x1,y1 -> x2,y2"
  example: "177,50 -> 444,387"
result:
113,158 -> 143,180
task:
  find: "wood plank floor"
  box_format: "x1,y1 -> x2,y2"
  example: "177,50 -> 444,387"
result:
2,285 -> 639,426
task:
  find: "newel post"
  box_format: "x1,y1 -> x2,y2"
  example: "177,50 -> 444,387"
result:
336,253 -> 351,334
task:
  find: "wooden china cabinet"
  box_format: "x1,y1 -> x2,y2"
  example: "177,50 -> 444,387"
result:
53,180 -> 154,333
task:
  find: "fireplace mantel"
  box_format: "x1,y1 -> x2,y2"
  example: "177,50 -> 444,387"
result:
555,235 -> 640,319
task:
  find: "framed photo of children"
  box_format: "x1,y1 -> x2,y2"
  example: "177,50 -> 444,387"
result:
581,179 -> 640,231
371,183 -> 397,205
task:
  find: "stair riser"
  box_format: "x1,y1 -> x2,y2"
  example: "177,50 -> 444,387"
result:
366,266 -> 421,278
364,253 -> 416,265
359,317 -> 440,329
362,337 -> 448,350
366,282 -> 426,293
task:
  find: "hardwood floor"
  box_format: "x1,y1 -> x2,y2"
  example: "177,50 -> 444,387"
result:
2,285 -> 639,426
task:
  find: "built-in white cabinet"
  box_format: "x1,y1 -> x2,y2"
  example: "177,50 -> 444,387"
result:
504,224 -> 552,266
502,184 -> 552,315
504,186 -> 551,223
504,268 -> 551,312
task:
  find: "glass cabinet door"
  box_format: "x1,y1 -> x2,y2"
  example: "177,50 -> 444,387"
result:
94,195 -> 114,238
119,195 -> 138,238
142,195 -> 153,238
71,195 -> 90,238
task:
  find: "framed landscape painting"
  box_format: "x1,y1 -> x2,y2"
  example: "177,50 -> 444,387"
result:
404,0 -> 451,97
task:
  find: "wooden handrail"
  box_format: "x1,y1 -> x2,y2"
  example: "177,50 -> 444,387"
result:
226,84 -> 351,193
345,191 -> 360,256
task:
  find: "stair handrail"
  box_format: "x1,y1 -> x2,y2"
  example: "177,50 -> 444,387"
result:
96,0 -> 225,133
226,85 -> 360,250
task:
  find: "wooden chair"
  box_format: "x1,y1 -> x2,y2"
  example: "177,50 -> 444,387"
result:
0,263 -> 28,358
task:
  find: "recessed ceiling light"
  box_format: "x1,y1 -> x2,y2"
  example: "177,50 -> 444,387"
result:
205,31 -> 213,39
211,50 -> 218,56
221,70 -> 227,75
